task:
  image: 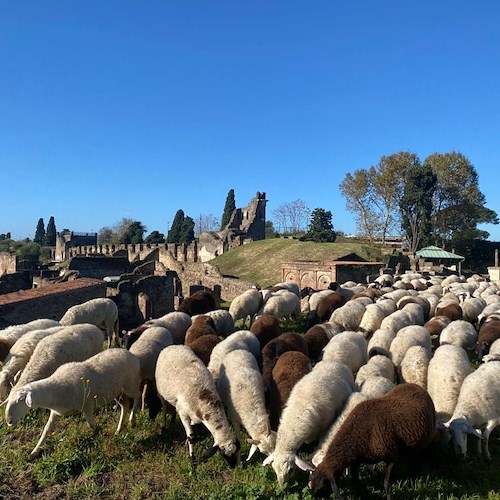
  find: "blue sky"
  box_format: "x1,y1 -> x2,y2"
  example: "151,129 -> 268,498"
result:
1,1 -> 499,242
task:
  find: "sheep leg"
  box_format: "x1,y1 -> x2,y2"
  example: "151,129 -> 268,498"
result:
179,413 -> 197,467
115,396 -> 131,434
384,462 -> 395,500
482,419 -> 500,462
29,411 -> 59,459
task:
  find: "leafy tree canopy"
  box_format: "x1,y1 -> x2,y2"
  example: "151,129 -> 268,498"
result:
300,208 -> 337,243
144,230 -> 165,244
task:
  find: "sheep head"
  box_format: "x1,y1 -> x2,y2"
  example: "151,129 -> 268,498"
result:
5,388 -> 33,426
444,417 -> 483,458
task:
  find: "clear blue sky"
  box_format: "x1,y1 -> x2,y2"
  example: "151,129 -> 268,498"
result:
1,1 -> 499,242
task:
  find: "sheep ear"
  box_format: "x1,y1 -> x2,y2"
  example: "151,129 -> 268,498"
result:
25,391 -> 33,408
294,456 -> 315,472
202,445 -> 219,460
246,443 -> 259,462
262,453 -> 274,466
465,425 -> 484,439
16,391 -> 27,404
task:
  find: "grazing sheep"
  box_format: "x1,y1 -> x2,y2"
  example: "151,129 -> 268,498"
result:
261,333 -> 309,389
155,345 -> 239,467
482,337 -> 500,362
270,281 -> 300,297
375,298 -> 397,316
0,326 -> 64,401
207,330 -> 261,384
358,303 -> 389,337
355,355 -> 395,388
314,292 -> 346,324
460,297 -> 486,324
217,349 -> 276,462
60,298 -> 119,348
306,289 -> 335,313
399,345 -> 430,388
304,323 -> 342,362
401,302 -> 425,326
427,344 -> 471,423
229,289 -> 263,328
477,315 -> 500,357
195,309 -> 235,338
0,319 -> 60,362
379,309 -> 412,335
261,290 -> 301,324
424,315 -> 451,349
5,348 -> 141,459
439,320 -> 478,351
367,328 -> 396,358
311,376 -> 395,467
189,334 -> 220,366
178,290 -> 216,316
7,324 -> 104,403
321,331 -> 367,374
263,360 -> 355,486
250,314 -> 282,349
308,383 -> 436,500
184,316 -> 217,345
329,301 -> 366,332
389,325 -> 432,368
435,300 -> 463,322
268,351 -> 311,431
444,361 -> 500,461
477,303 -> 500,327
124,311 -> 192,347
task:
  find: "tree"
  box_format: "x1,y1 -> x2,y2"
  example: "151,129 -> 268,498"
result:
195,214 -> 220,237
119,221 -> 146,244
301,208 -> 337,242
339,170 -> 379,241
97,226 -> 115,245
45,216 -> 57,246
424,151 -> 498,247
265,220 -> 278,239
220,189 -> 236,230
180,216 -> 195,244
167,210 -> 185,243
34,218 -> 45,245
400,163 -> 437,253
17,242 -> 40,264
144,230 -> 165,244
271,199 -> 310,234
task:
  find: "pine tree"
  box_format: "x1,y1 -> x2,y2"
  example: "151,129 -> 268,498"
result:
180,216 -> 195,244
167,210 -> 185,243
34,218 -> 45,245
46,216 -> 57,246
301,208 -> 337,242
220,189 -> 236,230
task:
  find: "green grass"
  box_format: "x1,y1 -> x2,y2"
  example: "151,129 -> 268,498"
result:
210,238 -> 384,288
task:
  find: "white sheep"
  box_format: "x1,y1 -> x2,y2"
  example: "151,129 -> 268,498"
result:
321,331 -> 367,374
355,354 -> 395,388
375,297 -> 397,316
0,319 -> 60,362
307,290 -> 335,312
401,302 -> 425,325
357,303 -> 389,337
399,345 -> 430,389
193,309 -> 235,337
263,360 -> 354,486
329,301 -> 366,331
217,349 -> 276,462
379,309 -> 413,335
144,311 -> 192,344
229,289 -> 263,328
155,345 -> 239,467
261,290 -> 301,324
444,360 -> 500,461
389,325 -> 432,368
207,330 -> 261,384
6,324 -> 105,408
0,326 -> 64,401
60,298 -> 119,347
5,348 -> 141,458
367,328 -> 396,358
427,344 -> 471,423
439,320 -> 478,350
460,297 -> 486,324
482,338 -> 500,362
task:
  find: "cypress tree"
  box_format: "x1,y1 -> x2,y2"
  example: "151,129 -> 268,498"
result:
34,218 -> 45,245
180,216 -> 195,244
220,189 -> 236,230
46,216 -> 57,246
167,210 -> 185,243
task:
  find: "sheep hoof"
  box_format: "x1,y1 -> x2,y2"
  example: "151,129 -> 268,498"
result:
27,450 -> 42,461
190,454 -> 198,468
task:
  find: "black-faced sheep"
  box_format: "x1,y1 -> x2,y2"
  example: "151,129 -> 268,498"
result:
308,383 -> 436,500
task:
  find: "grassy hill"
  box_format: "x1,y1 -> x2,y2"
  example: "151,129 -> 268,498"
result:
211,237 -> 385,287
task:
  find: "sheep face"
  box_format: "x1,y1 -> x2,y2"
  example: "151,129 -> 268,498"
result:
5,389 -> 31,426
264,452 -> 313,487
447,418 -> 483,458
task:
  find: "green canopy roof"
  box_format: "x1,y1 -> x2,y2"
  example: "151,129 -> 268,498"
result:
416,245 -> 465,261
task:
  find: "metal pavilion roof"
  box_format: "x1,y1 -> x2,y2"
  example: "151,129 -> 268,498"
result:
416,245 -> 465,261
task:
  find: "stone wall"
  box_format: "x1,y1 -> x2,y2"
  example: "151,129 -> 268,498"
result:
0,252 -> 16,277
0,271 -> 32,295
68,256 -> 130,279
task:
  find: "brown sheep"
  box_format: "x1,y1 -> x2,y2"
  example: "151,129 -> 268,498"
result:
184,315 -> 217,345
268,351 -> 311,430
435,302 -> 463,322
250,314 -> 282,349
261,333 -> 309,390
315,292 -> 347,323
189,334 -> 220,366
478,315 -> 500,357
304,324 -> 336,362
308,383 -> 436,499
424,315 -> 452,349
178,290 -> 216,316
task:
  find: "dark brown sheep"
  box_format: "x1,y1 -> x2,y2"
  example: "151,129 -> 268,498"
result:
435,302 -> 463,322
478,316 -> 500,357
308,383 -> 436,500
315,292 -> 347,323
261,332 -> 309,390
178,290 -> 216,317
250,314 -> 282,349
189,334 -> 220,366
268,351 -> 311,430
0,341 -> 10,363
424,315 -> 452,349
184,315 -> 217,345
304,325 -> 332,362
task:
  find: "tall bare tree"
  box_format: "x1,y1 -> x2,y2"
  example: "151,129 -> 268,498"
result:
195,213 -> 220,236
271,199 -> 310,234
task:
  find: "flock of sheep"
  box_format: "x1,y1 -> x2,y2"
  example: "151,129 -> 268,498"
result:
1,271 -> 500,499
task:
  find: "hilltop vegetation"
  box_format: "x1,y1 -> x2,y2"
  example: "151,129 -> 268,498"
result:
211,238 -> 384,287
